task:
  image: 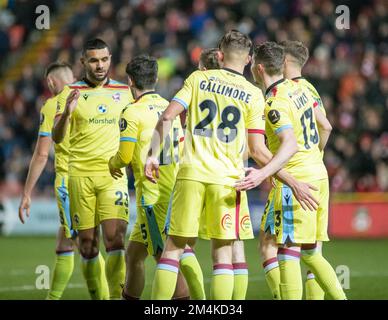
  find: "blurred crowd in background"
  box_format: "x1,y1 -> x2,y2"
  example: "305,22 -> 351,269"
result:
0,0 -> 387,198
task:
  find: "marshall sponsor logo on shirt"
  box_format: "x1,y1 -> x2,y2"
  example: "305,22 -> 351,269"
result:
88,118 -> 117,125
88,104 -> 116,124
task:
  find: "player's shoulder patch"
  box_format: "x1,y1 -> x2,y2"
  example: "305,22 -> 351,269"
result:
119,118 -> 127,132
268,109 -> 280,124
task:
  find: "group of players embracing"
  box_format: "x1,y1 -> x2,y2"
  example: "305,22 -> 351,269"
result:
19,29 -> 346,300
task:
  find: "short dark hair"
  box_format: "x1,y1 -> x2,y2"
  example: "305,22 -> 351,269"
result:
252,42 -> 285,76
45,61 -> 72,78
218,29 -> 252,54
280,40 -> 309,67
82,38 -> 110,56
126,54 -> 158,90
199,48 -> 221,70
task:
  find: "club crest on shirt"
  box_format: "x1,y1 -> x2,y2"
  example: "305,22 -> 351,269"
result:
112,92 -> 121,102
268,109 -> 280,124
97,104 -> 108,114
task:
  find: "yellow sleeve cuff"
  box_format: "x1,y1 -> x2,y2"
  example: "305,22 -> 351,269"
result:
109,141 -> 135,169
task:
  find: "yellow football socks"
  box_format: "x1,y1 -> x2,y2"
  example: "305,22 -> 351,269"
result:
305,271 -> 325,300
46,251 -> 74,300
151,258 -> 179,299
179,248 -> 206,299
105,248 -> 126,299
210,264 -> 234,300
98,253 -> 109,300
301,247 -> 346,300
278,248 -> 303,300
262,257 -> 281,300
81,252 -> 107,300
232,262 -> 248,300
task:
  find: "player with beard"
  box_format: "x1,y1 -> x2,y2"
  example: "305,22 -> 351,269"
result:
53,38 -> 133,299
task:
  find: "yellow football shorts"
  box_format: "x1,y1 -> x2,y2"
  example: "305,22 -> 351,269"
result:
68,175 -> 129,231
260,186 -> 277,236
129,202 -> 168,256
54,174 -> 75,238
266,178 -> 329,244
166,179 -> 253,240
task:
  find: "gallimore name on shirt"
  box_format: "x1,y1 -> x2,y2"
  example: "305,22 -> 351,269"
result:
199,79 -> 252,104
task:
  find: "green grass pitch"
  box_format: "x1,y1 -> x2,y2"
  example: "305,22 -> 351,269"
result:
0,237 -> 387,299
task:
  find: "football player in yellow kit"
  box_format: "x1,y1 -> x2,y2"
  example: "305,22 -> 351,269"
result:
146,31 -> 318,300
53,39 -> 133,299
18,62 -> 104,300
196,47 -> 250,300
108,54 -> 204,300
255,40 -> 334,300
237,42 -> 346,300
282,40 -> 333,299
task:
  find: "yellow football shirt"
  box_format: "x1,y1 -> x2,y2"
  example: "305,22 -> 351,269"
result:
293,76 -> 327,158
292,77 -> 326,116
56,78 -> 133,176
119,92 -> 183,206
172,68 -> 265,186
39,95 -> 69,174
264,78 -> 327,182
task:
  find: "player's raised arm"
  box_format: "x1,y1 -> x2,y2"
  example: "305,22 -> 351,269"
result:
236,127 -> 297,190
145,100 -> 185,183
245,132 -> 318,210
52,89 -> 79,143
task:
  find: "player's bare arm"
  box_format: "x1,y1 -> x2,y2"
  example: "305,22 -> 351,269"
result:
145,100 -> 185,183
52,89 -> 80,143
245,132 -> 318,210
18,136 -> 52,224
314,106 -> 332,151
235,127 -> 297,190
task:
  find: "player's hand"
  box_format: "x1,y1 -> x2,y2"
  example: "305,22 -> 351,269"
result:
18,194 -> 31,224
108,157 -> 123,180
289,180 -> 319,211
144,156 -> 160,184
64,89 -> 80,116
235,167 -> 266,191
